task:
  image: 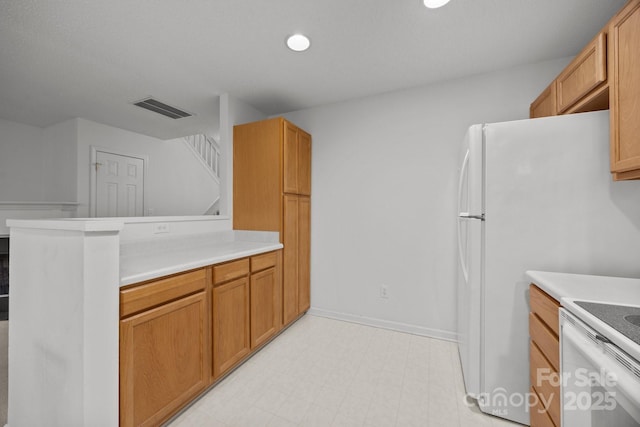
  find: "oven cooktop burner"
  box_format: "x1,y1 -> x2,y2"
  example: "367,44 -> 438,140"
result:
574,301 -> 640,346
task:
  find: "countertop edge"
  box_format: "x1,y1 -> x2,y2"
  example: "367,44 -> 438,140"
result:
525,270 -> 564,301
525,270 -> 640,303
526,270 -> 640,361
7,218 -> 124,232
120,242 -> 283,287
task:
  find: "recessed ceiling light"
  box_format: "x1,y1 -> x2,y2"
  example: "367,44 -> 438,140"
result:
286,34 -> 311,52
423,0 -> 450,8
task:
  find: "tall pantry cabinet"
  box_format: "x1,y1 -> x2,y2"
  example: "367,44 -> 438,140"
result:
233,117 -> 311,326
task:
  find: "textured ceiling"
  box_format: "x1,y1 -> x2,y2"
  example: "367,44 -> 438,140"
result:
0,0 -> 627,139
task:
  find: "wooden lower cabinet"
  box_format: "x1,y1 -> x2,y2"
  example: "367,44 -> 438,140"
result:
119,292 -> 208,427
530,342 -> 561,424
212,276 -> 250,379
530,387 -> 556,427
298,197 -> 311,313
528,284 -> 560,427
283,194 -> 311,325
121,250 -> 285,426
283,195 -> 299,325
250,266 -> 279,348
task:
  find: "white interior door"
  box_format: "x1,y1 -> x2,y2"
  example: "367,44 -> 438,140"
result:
95,151 -> 144,217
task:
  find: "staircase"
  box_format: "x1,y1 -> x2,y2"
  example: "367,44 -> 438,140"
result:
183,134 -> 221,182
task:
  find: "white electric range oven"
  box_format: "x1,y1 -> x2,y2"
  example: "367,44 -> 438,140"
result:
560,300 -> 640,427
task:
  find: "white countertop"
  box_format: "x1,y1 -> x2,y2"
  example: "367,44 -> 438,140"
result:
120,230 -> 282,286
525,270 -> 640,304
526,270 -> 640,360
7,218 -> 124,232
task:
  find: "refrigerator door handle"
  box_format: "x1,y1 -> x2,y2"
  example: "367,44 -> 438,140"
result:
459,213 -> 485,220
457,149 -> 470,283
457,218 -> 469,283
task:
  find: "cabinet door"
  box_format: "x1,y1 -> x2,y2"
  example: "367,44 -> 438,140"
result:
610,0 -> 640,178
233,118 -> 283,231
298,130 -> 312,196
283,195 -> 299,325
298,196 -> 311,313
250,267 -> 278,348
284,121 -> 312,195
212,277 -> 250,379
120,292 -> 208,427
284,121 -> 299,194
530,81 -> 557,119
556,32 -> 607,113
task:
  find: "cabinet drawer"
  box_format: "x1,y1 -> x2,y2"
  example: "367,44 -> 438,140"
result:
120,268 -> 206,318
213,258 -> 249,285
530,387 -> 556,427
251,251 -> 277,272
529,285 -> 560,336
530,342 -> 561,426
556,32 -> 607,113
529,313 -> 559,371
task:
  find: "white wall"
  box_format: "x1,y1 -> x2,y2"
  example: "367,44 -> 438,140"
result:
75,118 -> 220,217
0,119 -> 46,201
219,93 -> 267,218
283,57 -> 571,340
42,119 -> 78,202
0,119 -> 77,234
0,116 -> 221,217
0,118 -> 78,203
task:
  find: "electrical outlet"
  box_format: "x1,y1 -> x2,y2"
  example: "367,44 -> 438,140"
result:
380,285 -> 389,299
153,223 -> 170,234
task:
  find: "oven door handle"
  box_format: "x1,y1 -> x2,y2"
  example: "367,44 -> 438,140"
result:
563,320 -> 640,421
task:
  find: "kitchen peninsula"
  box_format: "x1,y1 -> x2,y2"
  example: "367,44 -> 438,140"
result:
6,216 -> 283,426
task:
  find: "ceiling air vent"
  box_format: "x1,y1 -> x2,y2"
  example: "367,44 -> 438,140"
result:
133,97 -> 193,119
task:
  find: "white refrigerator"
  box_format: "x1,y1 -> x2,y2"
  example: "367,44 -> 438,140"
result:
456,110 -> 640,425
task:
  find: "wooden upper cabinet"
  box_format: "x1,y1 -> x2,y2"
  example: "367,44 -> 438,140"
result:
530,81 -> 557,119
234,117 -> 312,231
529,0 -> 640,180
284,121 -> 299,194
298,130 -> 312,196
610,0 -> 640,179
556,32 -> 608,114
233,118 -> 283,232
283,120 -> 312,195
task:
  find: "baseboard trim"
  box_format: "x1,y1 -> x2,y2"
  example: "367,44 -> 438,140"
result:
307,307 -> 458,342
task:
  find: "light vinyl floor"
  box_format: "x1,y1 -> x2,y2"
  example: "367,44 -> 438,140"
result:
169,315 -> 521,427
